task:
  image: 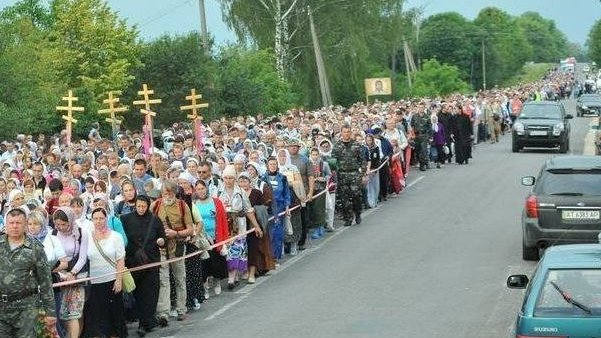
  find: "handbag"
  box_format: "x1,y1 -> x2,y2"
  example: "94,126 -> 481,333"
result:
284,215 -> 293,235
92,234 -> 136,293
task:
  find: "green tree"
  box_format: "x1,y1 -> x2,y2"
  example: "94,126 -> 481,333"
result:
0,2 -> 64,139
515,12 -> 568,62
588,19 -> 601,66
122,33 -> 216,131
214,46 -> 298,117
418,12 -> 478,81
473,7 -> 532,88
49,0 -> 141,137
411,59 -> 470,97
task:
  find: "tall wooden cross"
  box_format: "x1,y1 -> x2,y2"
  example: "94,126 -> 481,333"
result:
180,89 -> 209,155
56,90 -> 84,146
133,84 -> 161,153
98,91 -> 128,139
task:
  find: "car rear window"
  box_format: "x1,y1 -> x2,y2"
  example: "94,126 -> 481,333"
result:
535,269 -> 601,317
520,105 -> 562,119
536,171 -> 601,196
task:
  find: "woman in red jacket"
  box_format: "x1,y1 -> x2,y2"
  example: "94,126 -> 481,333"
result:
193,180 -> 228,299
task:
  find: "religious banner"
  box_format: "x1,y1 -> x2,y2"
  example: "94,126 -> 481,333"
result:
364,77 -> 392,96
56,90 -> 84,146
180,88 -> 209,156
133,84 -> 161,155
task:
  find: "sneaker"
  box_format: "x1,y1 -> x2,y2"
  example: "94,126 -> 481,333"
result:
311,229 -> 321,240
177,313 -> 186,321
193,299 -> 201,311
290,243 -> 298,256
169,309 -> 178,318
214,280 -> 222,295
355,213 -> 362,225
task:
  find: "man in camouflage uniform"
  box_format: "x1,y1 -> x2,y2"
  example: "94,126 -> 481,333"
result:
410,102 -> 433,171
0,208 -> 56,337
332,124 -> 367,226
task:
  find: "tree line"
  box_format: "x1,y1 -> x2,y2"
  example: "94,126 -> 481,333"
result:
0,0 -> 581,140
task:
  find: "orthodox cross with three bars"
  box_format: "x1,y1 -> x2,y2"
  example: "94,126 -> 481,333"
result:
180,89 -> 209,155
98,91 -> 128,139
133,84 -> 162,152
56,90 -> 84,146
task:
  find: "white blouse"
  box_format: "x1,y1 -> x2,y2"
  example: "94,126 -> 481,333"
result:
87,230 -> 125,284
43,235 -> 66,267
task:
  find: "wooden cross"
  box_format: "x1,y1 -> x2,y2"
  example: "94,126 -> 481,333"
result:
180,88 -> 209,121
180,89 -> 209,155
56,90 -> 84,146
98,91 -> 128,139
132,84 -> 162,152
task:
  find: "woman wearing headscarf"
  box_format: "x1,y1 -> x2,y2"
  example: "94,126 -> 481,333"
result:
452,102 -> 474,165
27,210 -> 68,336
83,207 -> 126,338
193,180 -> 228,300
121,195 -> 166,337
217,164 -> 263,290
308,147 -> 331,238
115,180 -> 137,217
238,172 -> 275,283
176,172 -> 205,311
261,156 -> 291,262
53,207 -> 89,338
92,195 -> 128,247
276,148 -> 303,256
364,135 -> 380,209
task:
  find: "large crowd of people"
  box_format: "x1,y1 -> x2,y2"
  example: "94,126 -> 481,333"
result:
0,67 -> 575,337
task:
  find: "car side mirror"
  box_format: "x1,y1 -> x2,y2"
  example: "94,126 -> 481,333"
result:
565,114 -> 573,119
521,176 -> 535,186
507,274 -> 529,289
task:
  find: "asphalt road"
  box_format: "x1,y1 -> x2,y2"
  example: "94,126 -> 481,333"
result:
146,99 -> 596,338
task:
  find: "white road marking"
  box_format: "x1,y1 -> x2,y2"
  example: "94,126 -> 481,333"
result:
205,174 -> 426,321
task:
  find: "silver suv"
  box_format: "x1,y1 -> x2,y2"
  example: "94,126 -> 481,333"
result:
521,156 -> 601,260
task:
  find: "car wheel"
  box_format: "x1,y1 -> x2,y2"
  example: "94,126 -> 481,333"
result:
522,243 -> 539,261
512,139 -> 520,153
559,140 -> 568,153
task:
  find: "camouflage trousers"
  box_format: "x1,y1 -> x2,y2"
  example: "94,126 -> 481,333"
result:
415,137 -> 429,167
0,304 -> 39,337
336,172 -> 363,222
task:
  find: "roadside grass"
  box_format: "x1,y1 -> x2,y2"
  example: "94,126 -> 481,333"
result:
503,63 -> 554,87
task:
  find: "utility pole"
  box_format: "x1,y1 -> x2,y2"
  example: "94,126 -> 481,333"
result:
198,0 -> 209,54
308,5 -> 332,107
482,39 -> 486,90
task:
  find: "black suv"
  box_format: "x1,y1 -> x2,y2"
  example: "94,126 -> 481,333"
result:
521,156 -> 601,260
512,102 -> 572,153
576,93 -> 601,117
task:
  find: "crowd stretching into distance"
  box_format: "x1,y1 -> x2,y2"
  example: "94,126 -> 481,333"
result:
0,66 -> 576,337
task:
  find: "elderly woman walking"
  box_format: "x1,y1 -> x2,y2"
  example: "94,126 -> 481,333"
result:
217,165 -> 263,290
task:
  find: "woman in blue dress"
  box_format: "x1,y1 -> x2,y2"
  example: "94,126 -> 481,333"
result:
261,156 -> 291,262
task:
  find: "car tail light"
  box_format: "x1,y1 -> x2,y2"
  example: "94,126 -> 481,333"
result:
526,195 -> 538,218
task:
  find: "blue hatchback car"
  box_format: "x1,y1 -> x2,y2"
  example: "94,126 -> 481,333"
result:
507,244 -> 601,337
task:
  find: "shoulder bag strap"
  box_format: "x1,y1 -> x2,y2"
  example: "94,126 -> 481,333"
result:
92,234 -> 116,268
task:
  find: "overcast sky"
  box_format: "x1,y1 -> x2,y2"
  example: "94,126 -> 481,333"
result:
0,0 -> 598,45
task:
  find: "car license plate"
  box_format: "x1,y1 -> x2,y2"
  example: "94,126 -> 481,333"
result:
529,130 -> 547,136
562,210 -> 600,220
